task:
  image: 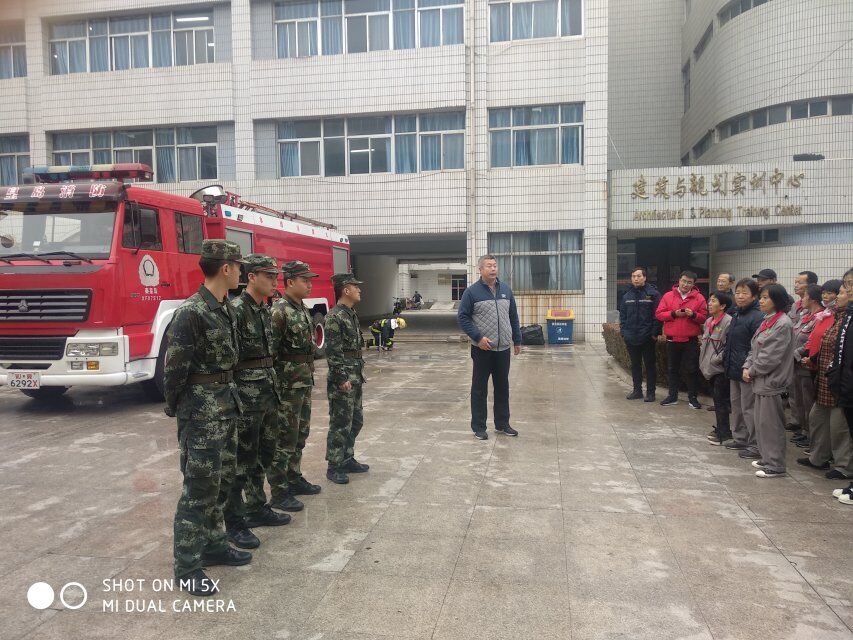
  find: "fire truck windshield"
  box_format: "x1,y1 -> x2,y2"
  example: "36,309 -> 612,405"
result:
0,207 -> 116,260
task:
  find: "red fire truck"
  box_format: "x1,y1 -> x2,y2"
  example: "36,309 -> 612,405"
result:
0,164 -> 350,400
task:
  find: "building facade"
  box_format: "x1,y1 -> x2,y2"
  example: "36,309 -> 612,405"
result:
1,0 -> 850,337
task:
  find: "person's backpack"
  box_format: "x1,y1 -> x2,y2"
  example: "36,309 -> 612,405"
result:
521,324 -> 545,345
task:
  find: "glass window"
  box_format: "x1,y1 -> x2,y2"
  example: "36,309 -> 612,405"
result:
489,103 -> 582,167
0,135 -> 29,186
175,212 -> 204,254
768,104 -> 786,124
833,96 -> 853,116
0,23 -> 26,79
752,109 -> 767,128
809,100 -> 827,117
790,102 -> 808,119
488,230 -> 582,292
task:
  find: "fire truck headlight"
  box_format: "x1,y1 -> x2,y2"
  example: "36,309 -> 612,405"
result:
99,343 -> 119,357
66,343 -> 101,357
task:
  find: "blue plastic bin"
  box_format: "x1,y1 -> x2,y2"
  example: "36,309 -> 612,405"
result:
546,309 -> 574,344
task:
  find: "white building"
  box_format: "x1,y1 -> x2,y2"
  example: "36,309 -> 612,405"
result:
1,0 -> 850,338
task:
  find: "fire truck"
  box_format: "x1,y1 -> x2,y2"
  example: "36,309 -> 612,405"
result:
0,164 -> 350,400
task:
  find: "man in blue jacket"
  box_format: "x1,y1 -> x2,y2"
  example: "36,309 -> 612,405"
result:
457,254 -> 522,440
619,267 -> 661,402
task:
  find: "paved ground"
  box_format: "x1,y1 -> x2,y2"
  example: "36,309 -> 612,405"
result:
2,340 -> 853,639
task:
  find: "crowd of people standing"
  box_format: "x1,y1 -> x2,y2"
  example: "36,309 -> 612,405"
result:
619,266 -> 853,501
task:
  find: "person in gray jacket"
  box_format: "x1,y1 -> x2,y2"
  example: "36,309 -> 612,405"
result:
457,254 -> 522,440
700,291 -> 733,445
743,284 -> 795,478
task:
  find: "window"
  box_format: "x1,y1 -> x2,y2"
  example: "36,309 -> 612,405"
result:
49,10 -> 214,75
489,103 -> 582,168
693,23 -> 712,61
122,206 -> 162,251
833,96 -> 853,116
767,104 -> 786,124
0,135 -> 29,186
175,212 -> 204,254
682,63 -> 690,113
52,127 -> 218,183
488,230 -> 583,292
489,0 -> 581,42
748,228 -> 779,245
790,102 -> 808,120
277,111 -> 464,176
0,22 -> 26,79
451,274 -> 466,300
333,246 -> 350,273
808,100 -> 827,117
225,227 -> 253,257
719,0 -> 772,27
691,131 -> 712,158
274,0 -> 461,56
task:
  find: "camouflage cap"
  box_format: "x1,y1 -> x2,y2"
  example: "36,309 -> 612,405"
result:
332,272 -> 364,287
282,260 -> 319,278
201,239 -> 247,263
244,254 -> 279,274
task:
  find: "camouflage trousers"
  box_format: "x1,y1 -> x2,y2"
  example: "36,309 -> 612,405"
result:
325,380 -> 364,469
224,404 -> 279,527
173,417 -> 237,579
242,403 -> 283,516
267,386 -> 313,501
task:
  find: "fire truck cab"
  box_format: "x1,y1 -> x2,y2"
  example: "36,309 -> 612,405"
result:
0,164 -> 350,400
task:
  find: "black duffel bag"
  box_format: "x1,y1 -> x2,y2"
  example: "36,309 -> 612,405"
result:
520,324 -> 545,345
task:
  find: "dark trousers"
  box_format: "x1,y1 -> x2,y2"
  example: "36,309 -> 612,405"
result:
666,338 -> 699,400
710,373 -> 732,439
845,407 -> 853,440
626,339 -> 656,393
470,346 -> 511,432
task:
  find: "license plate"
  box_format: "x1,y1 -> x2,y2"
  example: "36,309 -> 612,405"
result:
9,372 -> 40,389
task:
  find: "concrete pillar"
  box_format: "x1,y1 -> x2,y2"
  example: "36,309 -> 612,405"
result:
354,255 -> 399,319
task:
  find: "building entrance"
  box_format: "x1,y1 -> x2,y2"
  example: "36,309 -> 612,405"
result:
616,236 -> 710,306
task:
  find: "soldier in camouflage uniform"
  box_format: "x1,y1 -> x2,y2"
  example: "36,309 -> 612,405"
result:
164,239 -> 251,597
325,273 -> 370,484
225,254 -> 291,550
265,260 -> 323,510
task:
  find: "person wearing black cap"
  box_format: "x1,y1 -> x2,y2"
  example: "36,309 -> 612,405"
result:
752,268 -> 778,288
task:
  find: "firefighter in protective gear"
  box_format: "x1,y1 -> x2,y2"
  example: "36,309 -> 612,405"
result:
370,316 -> 405,350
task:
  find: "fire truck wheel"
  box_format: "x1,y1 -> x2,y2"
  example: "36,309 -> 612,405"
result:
313,312 -> 326,359
21,386 -> 68,400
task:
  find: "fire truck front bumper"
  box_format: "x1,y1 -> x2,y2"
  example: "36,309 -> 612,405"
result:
0,334 -> 154,388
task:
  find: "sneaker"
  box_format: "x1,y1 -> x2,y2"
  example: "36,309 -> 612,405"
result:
796,458 -> 829,470
831,484 -> 853,498
724,440 -> 747,450
474,430 -> 488,440
326,467 -> 350,484
644,391 -> 656,403
738,449 -> 761,459
785,423 -> 801,432
343,458 -> 370,473
839,493 -> 853,505
706,405 -> 716,412
272,490 -> 305,512
707,435 -> 723,446
201,547 -> 252,567
660,396 -> 678,406
626,390 -> 644,400
245,505 -> 291,528
755,469 -> 786,478
496,425 -> 519,436
790,433 -> 808,443
751,460 -> 768,469
226,527 -> 260,550
687,397 -> 701,410
825,469 -> 853,481
706,429 -> 718,440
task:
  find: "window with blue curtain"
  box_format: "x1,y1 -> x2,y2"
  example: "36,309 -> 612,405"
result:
48,11 -> 214,75
491,0 -> 581,42
488,230 -> 583,292
0,135 -> 29,186
393,0 -> 416,48
0,23 -> 26,79
489,103 -> 583,167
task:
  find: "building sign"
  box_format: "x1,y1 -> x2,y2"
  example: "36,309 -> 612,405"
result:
606,161 -> 853,232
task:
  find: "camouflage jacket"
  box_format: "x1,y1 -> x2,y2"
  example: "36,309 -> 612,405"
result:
231,290 -> 282,407
272,294 -> 316,389
163,285 -> 243,420
325,303 -> 365,386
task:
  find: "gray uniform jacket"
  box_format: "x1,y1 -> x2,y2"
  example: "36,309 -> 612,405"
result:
699,314 -> 731,379
744,313 -> 795,396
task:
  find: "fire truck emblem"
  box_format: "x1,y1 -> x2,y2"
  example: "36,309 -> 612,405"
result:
18,299 -> 29,313
138,255 -> 160,287
89,183 -> 107,198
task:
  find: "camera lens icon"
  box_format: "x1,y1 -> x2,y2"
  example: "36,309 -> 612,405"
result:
27,582 -> 87,610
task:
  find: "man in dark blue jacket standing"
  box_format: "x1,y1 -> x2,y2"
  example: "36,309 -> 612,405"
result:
619,267 -> 661,402
457,254 -> 522,440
